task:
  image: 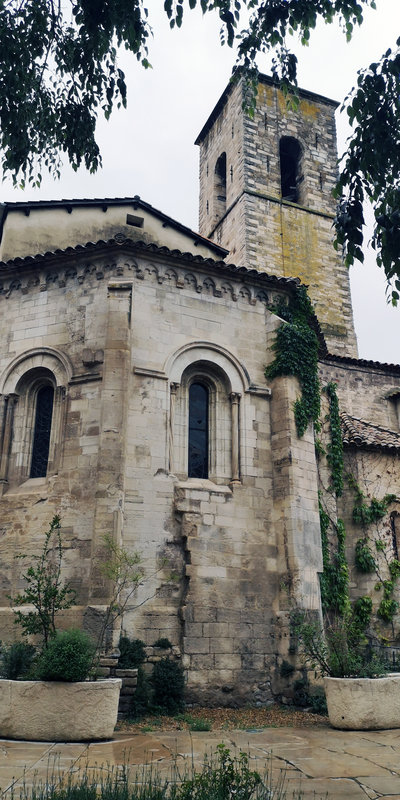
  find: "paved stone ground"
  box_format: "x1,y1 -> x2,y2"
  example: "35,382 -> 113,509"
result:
1,726 -> 400,798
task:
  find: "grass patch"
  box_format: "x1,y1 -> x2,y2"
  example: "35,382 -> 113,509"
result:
189,718 -> 212,732
9,745 -> 309,800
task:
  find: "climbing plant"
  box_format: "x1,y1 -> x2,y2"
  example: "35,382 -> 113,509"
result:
269,295 -> 400,631
355,538 -> 376,573
318,498 -> 349,615
317,382 -> 349,615
346,471 -> 399,624
266,286 -> 320,437
324,382 -> 344,498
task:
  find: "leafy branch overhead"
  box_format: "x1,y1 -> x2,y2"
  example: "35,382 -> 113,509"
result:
1,1 -> 399,297
0,0 -> 151,185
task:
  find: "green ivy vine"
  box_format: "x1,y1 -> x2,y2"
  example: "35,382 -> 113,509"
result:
266,286 -> 320,437
347,472 -> 399,623
352,595 -> 373,630
269,291 -> 400,627
346,472 -> 397,528
317,382 -> 349,615
319,498 -> 349,615
324,382 -> 344,497
354,538 -> 376,573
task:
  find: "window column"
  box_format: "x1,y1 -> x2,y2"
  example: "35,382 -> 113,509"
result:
169,382 -> 179,473
0,393 -> 17,493
230,392 -> 241,483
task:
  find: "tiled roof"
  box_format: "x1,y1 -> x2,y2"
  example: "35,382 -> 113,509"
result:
341,413 -> 400,452
323,353 -> 400,374
0,235 -> 298,285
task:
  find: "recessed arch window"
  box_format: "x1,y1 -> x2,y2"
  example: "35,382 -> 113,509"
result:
167,343 -> 247,485
0,351 -> 69,490
170,361 -> 233,483
188,382 -> 209,478
280,137 -> 302,203
214,152 -> 227,222
30,384 -> 55,478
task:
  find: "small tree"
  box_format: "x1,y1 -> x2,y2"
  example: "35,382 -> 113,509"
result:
10,517 -> 148,666
10,515 -> 76,648
94,533 -> 144,655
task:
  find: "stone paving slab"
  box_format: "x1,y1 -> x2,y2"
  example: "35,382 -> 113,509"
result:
2,726 -> 400,798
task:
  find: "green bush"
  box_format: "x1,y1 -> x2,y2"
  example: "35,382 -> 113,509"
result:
119,636 -> 146,668
1,641 -> 36,679
151,658 -> 185,714
189,718 -> 212,732
129,665 -> 152,717
36,629 -> 95,682
179,744 -> 262,800
280,659 -> 295,678
152,637 -> 172,649
292,608 -> 388,678
308,690 -> 328,715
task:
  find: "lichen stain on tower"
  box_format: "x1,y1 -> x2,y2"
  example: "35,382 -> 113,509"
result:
196,74 -> 358,357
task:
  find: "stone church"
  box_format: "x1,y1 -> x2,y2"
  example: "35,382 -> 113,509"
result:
1,74 -> 400,704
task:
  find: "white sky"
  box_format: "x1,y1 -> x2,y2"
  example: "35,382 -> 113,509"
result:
1,1 -> 399,364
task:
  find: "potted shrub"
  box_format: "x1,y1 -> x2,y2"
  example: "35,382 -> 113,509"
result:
0,516 -> 121,741
292,608 -> 400,730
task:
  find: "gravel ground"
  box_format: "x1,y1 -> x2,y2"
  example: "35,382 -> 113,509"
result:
117,705 -> 328,733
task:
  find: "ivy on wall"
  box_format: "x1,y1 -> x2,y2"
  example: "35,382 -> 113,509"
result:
324,382 -> 344,498
266,286 -> 320,437
317,382 -> 349,615
319,498 -> 349,615
346,472 -> 400,624
316,381 -> 400,627
347,471 -> 397,528
268,290 -> 400,629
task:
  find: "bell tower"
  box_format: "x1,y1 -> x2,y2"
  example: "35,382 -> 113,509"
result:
195,75 -> 357,357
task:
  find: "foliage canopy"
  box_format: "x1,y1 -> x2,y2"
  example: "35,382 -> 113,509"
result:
1,0 -> 399,296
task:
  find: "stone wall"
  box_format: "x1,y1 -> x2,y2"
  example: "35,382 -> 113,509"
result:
0,240 -> 326,704
318,357 -> 400,634
197,76 -> 357,358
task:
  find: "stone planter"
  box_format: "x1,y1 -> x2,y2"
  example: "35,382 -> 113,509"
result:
0,678 -> 121,741
324,674 -> 400,730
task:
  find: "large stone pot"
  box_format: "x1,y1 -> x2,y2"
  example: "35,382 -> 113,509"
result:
324,674 -> 400,730
0,678 -> 121,741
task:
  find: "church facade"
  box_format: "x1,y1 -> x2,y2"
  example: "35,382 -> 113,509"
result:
1,76 -> 400,704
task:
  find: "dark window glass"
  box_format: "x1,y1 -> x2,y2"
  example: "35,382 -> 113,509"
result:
215,153 -> 227,202
280,137 -> 302,202
30,385 -> 54,478
188,383 -> 208,478
214,152 -> 227,222
390,513 -> 399,560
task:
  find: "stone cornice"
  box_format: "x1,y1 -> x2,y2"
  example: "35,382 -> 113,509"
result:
0,237 -> 298,311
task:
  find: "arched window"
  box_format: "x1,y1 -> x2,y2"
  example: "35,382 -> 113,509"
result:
168,349 -> 245,483
214,152 -> 227,222
188,382 -> 209,478
280,137 -> 302,203
0,349 -> 70,489
30,385 -> 54,478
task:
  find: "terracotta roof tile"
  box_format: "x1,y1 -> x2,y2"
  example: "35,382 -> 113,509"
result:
0,235 -> 300,290
341,413 -> 400,452
324,353 -> 400,373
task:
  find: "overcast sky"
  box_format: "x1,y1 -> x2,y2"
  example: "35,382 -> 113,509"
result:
1,1 -> 399,364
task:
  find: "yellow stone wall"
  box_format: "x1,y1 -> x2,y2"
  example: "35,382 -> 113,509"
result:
197,77 -> 358,357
